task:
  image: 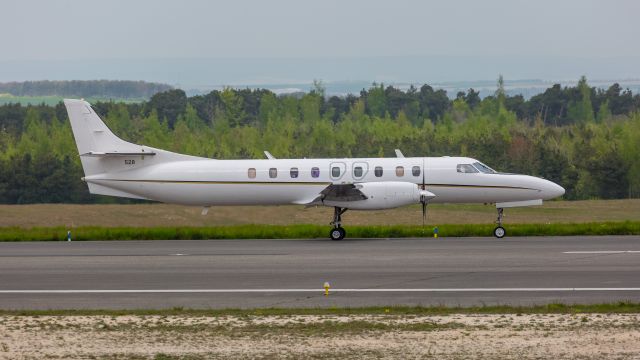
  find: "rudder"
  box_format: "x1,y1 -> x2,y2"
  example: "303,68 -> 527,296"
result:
64,99 -> 144,176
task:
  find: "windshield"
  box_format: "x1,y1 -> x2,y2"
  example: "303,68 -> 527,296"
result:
473,162 -> 497,174
457,164 -> 478,173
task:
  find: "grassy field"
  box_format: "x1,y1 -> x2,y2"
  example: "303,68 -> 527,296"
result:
3,302 -> 639,316
1,199 -> 639,228
1,222 -> 639,241
1,200 -> 639,240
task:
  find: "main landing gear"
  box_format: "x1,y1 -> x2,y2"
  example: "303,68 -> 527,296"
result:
494,207 -> 506,238
329,207 -> 348,240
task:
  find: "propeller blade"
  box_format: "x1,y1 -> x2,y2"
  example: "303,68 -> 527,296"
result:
420,163 -> 428,232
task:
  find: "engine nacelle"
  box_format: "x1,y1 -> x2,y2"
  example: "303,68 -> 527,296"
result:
324,181 -> 433,210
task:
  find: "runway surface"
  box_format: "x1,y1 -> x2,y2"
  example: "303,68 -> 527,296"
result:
1,236 -> 639,309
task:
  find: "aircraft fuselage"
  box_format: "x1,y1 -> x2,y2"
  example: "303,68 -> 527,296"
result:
84,156 -> 564,207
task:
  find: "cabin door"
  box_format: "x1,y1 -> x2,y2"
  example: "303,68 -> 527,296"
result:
351,162 -> 369,181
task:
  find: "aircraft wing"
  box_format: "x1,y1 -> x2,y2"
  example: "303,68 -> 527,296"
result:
321,184 -> 368,201
301,184 -> 368,206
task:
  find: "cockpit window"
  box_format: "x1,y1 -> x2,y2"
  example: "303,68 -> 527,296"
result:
473,162 -> 497,174
457,164 -> 478,173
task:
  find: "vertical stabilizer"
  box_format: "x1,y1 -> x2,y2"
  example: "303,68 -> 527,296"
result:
64,99 -> 141,155
64,99 -> 146,176
64,99 -> 205,181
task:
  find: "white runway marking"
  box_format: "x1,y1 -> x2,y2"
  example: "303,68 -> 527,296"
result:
563,251 -> 640,254
1,288 -> 640,294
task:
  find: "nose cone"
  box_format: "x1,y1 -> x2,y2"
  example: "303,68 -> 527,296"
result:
540,179 -> 565,200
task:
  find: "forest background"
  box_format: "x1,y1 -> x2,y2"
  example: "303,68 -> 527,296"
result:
1,76 -> 639,204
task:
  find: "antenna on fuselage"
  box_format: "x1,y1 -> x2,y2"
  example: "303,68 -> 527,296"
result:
264,151 -> 276,160
394,149 -> 405,158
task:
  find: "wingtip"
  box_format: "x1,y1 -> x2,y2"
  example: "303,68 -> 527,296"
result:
63,98 -> 89,105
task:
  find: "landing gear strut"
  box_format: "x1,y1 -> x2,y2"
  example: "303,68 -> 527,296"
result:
493,207 -> 506,238
329,207 -> 348,240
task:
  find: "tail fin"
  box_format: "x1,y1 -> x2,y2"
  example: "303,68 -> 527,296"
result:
64,98 -> 151,177
64,99 -> 206,200
64,99 -> 141,156
64,98 -> 204,177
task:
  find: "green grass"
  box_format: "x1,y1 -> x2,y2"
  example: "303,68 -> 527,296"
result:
0,221 -> 639,241
2,302 -> 640,316
83,319 -> 467,336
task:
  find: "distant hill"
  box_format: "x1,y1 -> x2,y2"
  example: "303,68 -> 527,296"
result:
0,80 -> 173,99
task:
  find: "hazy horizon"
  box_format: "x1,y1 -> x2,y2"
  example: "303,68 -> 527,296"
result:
3,0 -> 640,88
1,55 -> 639,83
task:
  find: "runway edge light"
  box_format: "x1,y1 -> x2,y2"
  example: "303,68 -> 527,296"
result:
324,282 -> 330,296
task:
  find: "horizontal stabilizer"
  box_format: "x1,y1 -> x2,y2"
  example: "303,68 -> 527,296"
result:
80,151 -> 156,157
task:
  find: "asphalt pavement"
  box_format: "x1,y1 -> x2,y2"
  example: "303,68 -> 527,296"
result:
0,236 -> 639,309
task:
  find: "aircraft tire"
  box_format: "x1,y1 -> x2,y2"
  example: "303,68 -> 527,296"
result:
330,227 -> 346,241
493,226 -> 506,238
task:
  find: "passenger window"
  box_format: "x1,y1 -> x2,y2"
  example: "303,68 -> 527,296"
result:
457,164 -> 478,173
248,168 -> 256,179
332,166 -> 341,177
353,166 -> 363,177
290,167 -> 299,178
269,168 -> 278,178
412,166 -> 421,177
311,167 -> 320,178
396,166 -> 404,177
374,166 -> 383,177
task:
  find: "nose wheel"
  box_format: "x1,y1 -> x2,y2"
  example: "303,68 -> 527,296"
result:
493,207 -> 506,238
329,207 -> 348,241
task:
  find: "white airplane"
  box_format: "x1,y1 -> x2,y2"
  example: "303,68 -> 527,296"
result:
64,99 -> 565,240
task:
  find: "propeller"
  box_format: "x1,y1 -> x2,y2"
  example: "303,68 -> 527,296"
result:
420,170 -> 427,227
418,168 -> 436,231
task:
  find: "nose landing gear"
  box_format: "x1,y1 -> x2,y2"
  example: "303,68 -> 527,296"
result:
493,207 -> 506,238
329,207 -> 348,240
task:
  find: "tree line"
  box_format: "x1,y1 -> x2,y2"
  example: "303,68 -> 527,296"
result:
0,76 -> 639,204
0,80 -> 173,99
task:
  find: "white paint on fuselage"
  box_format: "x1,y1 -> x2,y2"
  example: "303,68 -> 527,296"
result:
85,156 -> 564,207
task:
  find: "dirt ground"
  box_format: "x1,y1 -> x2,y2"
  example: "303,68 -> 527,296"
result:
0,313 -> 638,359
0,199 -> 639,228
